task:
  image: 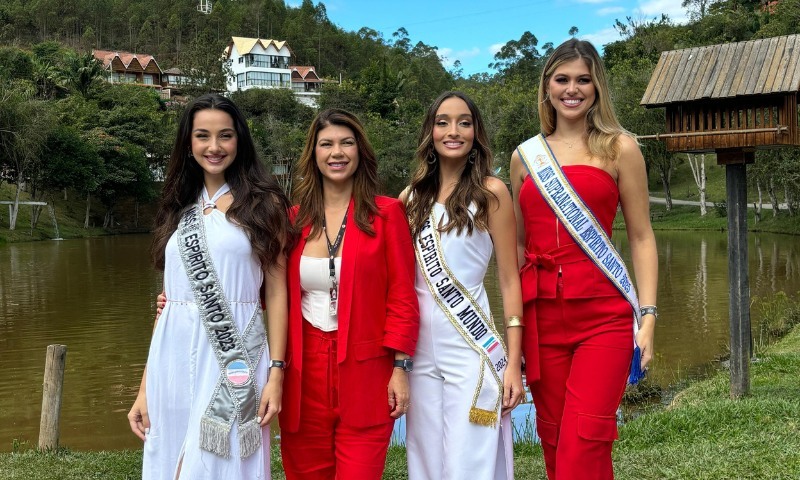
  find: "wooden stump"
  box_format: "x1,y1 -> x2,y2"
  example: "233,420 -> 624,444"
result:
38,344 -> 67,450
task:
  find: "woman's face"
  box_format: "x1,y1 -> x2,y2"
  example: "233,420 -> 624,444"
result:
547,58 -> 596,122
432,96 -> 475,164
315,124 -> 360,186
190,108 -> 238,184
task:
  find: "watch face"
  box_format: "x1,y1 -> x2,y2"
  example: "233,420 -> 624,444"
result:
395,359 -> 413,371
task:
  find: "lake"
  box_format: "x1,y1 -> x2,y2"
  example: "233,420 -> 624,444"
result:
1,230 -> 799,451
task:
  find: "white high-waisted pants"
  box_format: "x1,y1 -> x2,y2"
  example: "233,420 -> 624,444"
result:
405,308 -> 513,480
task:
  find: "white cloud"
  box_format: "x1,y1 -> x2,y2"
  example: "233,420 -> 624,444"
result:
489,43 -> 505,55
438,47 -> 481,68
598,6 -> 626,15
635,0 -> 690,24
581,27 -> 623,48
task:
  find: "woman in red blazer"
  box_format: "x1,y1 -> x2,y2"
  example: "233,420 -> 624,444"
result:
280,109 -> 419,480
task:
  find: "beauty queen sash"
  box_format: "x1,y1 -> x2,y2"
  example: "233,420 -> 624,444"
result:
517,134 -> 642,348
178,191 -> 264,458
415,212 -> 507,426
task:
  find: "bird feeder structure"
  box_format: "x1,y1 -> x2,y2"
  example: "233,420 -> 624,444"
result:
640,34 -> 800,398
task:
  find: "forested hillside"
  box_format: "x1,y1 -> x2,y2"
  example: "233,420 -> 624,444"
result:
1,0 -> 799,239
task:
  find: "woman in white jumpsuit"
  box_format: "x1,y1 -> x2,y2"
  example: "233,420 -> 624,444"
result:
402,91 -> 526,480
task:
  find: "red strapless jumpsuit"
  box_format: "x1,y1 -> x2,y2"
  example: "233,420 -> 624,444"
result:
519,165 -> 633,480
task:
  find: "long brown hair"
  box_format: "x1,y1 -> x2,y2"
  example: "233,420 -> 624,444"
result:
538,39 -> 632,162
151,93 -> 293,270
405,91 -> 496,239
292,109 -> 379,236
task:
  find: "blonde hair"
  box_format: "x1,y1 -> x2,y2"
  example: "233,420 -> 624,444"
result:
538,39 -> 633,162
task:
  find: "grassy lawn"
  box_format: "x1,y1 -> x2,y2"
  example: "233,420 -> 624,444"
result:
3,324 -> 800,479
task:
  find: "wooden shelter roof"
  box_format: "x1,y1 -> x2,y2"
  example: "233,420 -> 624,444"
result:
641,34 -> 800,107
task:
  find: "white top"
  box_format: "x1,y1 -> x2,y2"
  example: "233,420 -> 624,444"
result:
300,255 -> 342,332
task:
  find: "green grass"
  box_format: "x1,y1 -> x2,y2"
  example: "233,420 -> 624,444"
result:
615,203 -> 800,235
0,183 -> 154,243
4,300 -> 800,480
5,325 -> 800,479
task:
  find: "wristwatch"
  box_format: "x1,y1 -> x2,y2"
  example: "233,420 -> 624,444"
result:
269,360 -> 286,370
640,305 -> 658,319
393,358 -> 413,372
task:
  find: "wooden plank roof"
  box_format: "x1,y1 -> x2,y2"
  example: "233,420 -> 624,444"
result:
641,34 -> 800,107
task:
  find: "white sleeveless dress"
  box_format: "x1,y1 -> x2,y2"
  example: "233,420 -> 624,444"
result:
406,203 -> 514,480
142,202 -> 271,479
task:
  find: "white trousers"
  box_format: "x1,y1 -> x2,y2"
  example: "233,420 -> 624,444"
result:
406,306 -> 513,480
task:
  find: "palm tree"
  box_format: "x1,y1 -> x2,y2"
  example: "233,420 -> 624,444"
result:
59,51 -> 106,98
31,57 -> 64,99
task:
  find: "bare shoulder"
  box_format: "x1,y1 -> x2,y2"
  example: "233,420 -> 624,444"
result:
617,134 -> 643,160
616,134 -> 645,169
484,176 -> 510,198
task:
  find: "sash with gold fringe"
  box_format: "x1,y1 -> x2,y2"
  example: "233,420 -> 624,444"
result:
414,212 -> 507,426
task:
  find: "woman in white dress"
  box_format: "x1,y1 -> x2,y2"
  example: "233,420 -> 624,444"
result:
401,91 -> 526,480
127,94 -> 292,480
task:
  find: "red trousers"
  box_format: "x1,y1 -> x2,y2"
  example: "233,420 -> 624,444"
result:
280,322 -> 394,480
529,276 -> 633,480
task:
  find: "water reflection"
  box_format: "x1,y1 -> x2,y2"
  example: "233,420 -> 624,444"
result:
1,231 -> 799,451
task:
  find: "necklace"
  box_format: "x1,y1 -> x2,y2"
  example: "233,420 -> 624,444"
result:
561,137 -> 584,149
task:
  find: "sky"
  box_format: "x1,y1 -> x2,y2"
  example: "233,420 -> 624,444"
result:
288,0 -> 690,76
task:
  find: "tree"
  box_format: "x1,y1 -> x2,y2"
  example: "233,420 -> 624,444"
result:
0,83 -> 54,230
34,126 -> 103,227
58,51 -> 105,98
687,153 -> 709,216
90,129 -> 154,228
489,31 -> 552,80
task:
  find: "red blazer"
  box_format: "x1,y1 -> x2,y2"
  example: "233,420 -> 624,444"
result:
280,196 -> 419,432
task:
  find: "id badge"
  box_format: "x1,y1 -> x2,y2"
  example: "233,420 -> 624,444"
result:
329,279 -> 339,317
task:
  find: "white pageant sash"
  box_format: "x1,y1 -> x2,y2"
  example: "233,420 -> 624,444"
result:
517,134 -> 641,338
414,212 -> 507,426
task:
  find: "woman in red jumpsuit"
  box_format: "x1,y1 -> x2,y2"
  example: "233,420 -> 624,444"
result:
510,39 -> 658,480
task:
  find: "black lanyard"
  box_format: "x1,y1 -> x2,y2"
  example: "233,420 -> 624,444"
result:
322,206 -> 348,287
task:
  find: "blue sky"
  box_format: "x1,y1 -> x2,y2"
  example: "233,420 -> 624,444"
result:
289,0 -> 689,76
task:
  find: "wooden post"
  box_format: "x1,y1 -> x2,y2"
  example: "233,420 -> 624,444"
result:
724,155 -> 752,398
39,344 -> 67,450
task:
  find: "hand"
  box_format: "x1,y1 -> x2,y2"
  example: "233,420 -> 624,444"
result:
128,391 -> 150,441
635,317 -> 656,371
387,368 -> 409,419
501,362 -> 525,416
258,374 -> 282,426
156,292 -> 167,319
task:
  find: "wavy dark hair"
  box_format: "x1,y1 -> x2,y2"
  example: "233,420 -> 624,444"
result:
405,91 -> 496,239
292,108 -> 379,237
151,93 -> 293,270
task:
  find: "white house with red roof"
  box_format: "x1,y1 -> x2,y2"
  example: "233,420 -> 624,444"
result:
224,37 -> 293,92
224,37 -> 324,107
291,66 -> 323,107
